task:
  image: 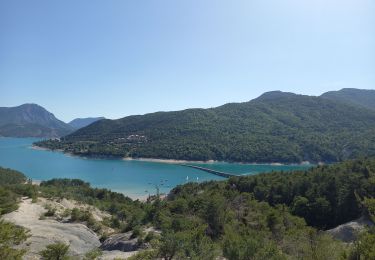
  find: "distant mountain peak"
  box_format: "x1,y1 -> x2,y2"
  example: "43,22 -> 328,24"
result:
68,117 -> 105,129
255,91 -> 297,101
0,104 -> 73,138
19,103 -> 42,107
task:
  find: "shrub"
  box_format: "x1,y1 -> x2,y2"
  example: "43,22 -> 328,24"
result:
0,220 -> 29,260
40,242 -> 70,260
44,205 -> 56,217
84,248 -> 102,259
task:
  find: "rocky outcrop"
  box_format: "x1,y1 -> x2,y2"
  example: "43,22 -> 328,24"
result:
326,216 -> 374,242
2,198 -> 101,259
2,198 -> 140,259
100,232 -> 139,252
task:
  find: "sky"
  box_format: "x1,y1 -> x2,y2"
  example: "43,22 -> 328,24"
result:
1,0 -> 374,122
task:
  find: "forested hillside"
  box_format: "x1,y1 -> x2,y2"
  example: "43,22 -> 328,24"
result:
228,158 -> 375,229
1,159 -> 375,259
322,88 -> 375,111
36,92 -> 375,163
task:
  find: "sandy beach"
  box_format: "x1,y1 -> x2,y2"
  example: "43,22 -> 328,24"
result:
122,157 -> 216,164
121,157 -> 311,166
31,144 -> 312,166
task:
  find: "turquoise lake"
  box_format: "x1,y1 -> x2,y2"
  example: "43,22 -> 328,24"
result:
0,138 -> 312,199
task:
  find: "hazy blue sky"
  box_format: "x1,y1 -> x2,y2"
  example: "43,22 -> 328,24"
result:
1,0 -> 374,122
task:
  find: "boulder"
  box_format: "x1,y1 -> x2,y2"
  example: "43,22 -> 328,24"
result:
326,216 -> 374,242
100,232 -> 139,252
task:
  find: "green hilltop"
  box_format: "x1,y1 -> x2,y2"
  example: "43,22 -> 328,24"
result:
321,88 -> 375,111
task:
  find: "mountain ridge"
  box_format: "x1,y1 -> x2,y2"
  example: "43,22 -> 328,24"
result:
68,117 -> 105,129
321,88 -> 375,111
0,104 -> 73,138
35,90 -> 375,163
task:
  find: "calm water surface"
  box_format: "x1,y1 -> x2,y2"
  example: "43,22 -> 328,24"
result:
0,138 -> 311,199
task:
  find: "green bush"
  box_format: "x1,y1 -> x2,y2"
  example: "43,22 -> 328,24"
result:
131,226 -> 143,239
40,242 -> 70,260
0,220 -> 29,260
0,187 -> 19,215
84,248 -> 102,260
44,205 -> 56,217
363,198 -> 375,222
0,167 -> 26,185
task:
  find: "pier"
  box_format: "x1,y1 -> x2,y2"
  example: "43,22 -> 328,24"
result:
181,164 -> 240,178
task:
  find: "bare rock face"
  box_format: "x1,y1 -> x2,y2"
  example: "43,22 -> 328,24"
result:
2,197 -> 141,259
2,198 -> 101,259
100,233 -> 139,252
326,216 -> 374,242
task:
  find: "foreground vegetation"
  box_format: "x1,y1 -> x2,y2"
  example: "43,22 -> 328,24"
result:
0,167 -> 30,259
0,158 -> 375,259
36,93 -> 375,163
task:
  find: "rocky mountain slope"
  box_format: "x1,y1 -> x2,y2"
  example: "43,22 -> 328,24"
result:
0,104 -> 73,138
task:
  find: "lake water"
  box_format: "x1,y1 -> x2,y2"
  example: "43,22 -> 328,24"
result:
0,138 -> 312,199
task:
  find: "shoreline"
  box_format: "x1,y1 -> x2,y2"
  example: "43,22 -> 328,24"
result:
30,145 -> 59,151
25,144 -> 314,201
122,157 -> 217,164
31,144 -> 314,166
27,177 -> 159,201
123,157 -> 314,166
